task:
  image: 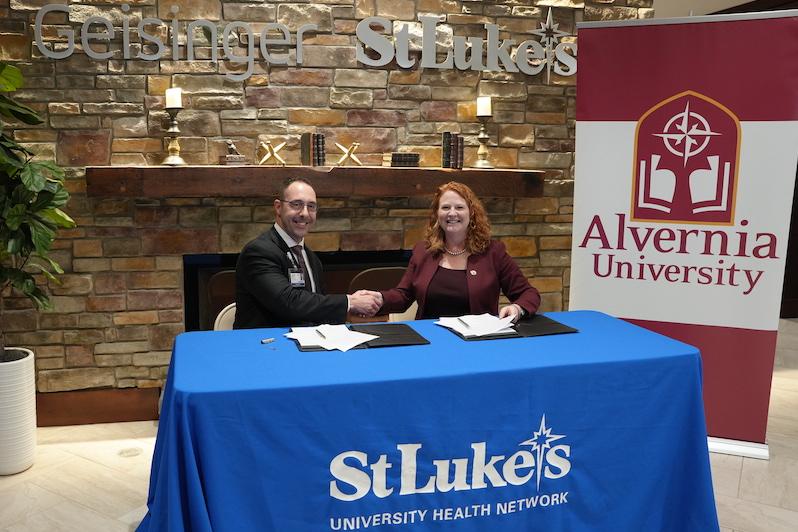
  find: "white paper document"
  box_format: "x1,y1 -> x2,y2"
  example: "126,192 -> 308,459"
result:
435,314 -> 516,338
285,325 -> 378,352
284,326 -> 324,347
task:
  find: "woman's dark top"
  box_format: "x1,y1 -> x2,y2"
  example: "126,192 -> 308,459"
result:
380,240 -> 541,320
421,266 -> 470,319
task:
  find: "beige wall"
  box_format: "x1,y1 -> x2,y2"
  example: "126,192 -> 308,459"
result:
652,0 -> 750,18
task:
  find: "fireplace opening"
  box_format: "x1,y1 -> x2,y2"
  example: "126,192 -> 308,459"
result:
183,250 -> 412,331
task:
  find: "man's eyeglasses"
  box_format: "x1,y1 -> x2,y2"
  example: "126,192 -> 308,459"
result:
281,199 -> 318,212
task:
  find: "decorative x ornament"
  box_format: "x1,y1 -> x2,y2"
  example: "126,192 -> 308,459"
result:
335,142 -> 363,166
258,140 -> 287,166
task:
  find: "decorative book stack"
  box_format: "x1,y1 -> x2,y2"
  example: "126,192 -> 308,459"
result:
314,134 -> 325,166
442,132 -> 452,168
300,133 -> 326,166
441,132 -> 464,169
385,153 -> 420,167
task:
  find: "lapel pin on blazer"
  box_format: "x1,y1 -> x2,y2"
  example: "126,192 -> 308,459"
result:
470,270 -> 477,276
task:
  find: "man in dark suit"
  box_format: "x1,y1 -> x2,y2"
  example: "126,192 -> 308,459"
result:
234,178 -> 380,329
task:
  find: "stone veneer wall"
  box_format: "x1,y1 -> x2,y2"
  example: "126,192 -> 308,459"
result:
0,0 -> 652,393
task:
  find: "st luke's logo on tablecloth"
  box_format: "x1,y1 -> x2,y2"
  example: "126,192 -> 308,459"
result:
632,91 -> 741,225
327,415 -> 571,529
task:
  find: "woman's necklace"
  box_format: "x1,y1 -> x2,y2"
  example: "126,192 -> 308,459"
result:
444,246 -> 467,256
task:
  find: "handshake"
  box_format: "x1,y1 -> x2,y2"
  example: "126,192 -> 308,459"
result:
348,290 -> 384,318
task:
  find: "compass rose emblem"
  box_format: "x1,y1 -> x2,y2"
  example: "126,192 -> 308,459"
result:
632,90 -> 740,224
654,100 -> 722,167
530,8 -> 569,49
530,8 -> 571,83
519,414 -> 566,491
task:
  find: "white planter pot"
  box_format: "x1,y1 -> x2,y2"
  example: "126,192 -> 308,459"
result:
0,347 -> 36,475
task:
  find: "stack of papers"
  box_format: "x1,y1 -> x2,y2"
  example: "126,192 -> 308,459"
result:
284,325 -> 378,352
436,314 -> 516,338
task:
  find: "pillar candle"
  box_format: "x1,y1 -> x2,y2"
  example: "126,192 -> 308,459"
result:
476,96 -> 492,117
165,87 -> 183,109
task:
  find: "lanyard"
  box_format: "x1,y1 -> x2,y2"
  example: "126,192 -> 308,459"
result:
286,249 -> 301,270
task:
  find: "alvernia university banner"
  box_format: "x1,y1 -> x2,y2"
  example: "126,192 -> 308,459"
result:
570,12 -> 798,444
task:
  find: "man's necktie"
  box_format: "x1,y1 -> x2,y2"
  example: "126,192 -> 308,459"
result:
290,245 -> 312,292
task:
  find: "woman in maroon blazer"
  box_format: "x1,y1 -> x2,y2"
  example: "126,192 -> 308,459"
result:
375,181 -> 540,321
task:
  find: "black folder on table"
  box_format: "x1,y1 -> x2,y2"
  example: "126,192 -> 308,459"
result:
349,323 -> 430,348
294,323 -> 430,351
449,314 -> 578,342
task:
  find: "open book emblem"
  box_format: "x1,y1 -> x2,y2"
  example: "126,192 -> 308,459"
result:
632,91 -> 740,225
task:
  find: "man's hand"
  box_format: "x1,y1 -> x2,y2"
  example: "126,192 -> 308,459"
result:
348,290 -> 383,317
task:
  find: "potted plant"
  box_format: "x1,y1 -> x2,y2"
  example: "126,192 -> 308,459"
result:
0,61 -> 75,475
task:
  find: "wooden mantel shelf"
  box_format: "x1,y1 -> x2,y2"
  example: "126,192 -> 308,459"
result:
85,166 -> 543,198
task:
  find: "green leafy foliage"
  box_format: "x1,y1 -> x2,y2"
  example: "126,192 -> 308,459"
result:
0,61 -> 74,351
0,63 -> 23,93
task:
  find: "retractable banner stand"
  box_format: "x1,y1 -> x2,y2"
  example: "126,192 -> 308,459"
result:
570,12 -> 798,450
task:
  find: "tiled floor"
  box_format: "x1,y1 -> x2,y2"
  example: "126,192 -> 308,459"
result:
713,317 -> 798,532
1,320 -> 797,531
0,420 -> 155,531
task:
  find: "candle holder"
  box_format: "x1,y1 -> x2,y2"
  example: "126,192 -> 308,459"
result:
161,107 -> 186,166
473,116 -> 494,169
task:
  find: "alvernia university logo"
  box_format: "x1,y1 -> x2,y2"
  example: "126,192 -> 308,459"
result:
329,415 -> 571,501
632,90 -> 741,225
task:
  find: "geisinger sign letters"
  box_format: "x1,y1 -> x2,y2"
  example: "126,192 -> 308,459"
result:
34,4 -> 577,81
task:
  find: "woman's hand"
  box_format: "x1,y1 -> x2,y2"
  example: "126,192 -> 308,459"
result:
499,304 -> 523,323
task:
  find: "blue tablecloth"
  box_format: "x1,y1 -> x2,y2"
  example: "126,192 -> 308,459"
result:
138,311 -> 719,531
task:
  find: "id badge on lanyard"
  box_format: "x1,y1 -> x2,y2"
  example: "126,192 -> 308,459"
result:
288,267 -> 305,288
